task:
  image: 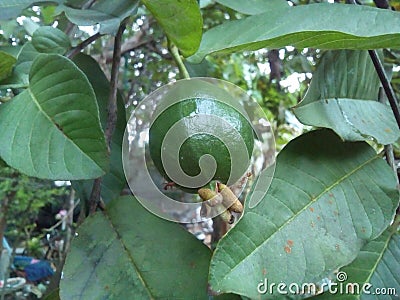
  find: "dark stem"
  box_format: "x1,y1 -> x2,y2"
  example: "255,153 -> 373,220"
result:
64,22 -> 76,37
368,50 -> 400,130
89,177 -> 103,214
88,19 -> 127,214
104,19 -> 127,149
355,0 -> 400,129
378,89 -> 399,182
66,32 -> 103,59
373,0 -> 390,9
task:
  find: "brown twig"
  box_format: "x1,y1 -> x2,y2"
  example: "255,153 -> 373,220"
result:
66,32 -> 103,59
88,19 -> 127,214
104,19 -> 127,149
378,89 -> 399,183
368,0 -> 400,217
368,50 -> 400,130
350,0 -> 400,130
89,177 -> 103,214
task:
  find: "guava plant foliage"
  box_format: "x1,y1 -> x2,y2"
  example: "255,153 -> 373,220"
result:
0,0 -> 399,299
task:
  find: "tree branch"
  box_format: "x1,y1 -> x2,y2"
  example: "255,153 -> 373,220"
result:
88,19 -> 127,214
89,178 -> 103,214
94,20 -> 153,63
350,0 -> 400,130
368,51 -> 400,130
104,19 -> 127,149
66,32 -> 103,59
377,89 -> 399,184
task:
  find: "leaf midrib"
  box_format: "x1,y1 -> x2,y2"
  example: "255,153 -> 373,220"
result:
105,212 -> 156,299
217,153 -> 380,286
297,98 -> 381,109
28,87 -> 103,173
362,232 -> 395,289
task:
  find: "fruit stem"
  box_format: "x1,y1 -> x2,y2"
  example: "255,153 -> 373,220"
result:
168,39 -> 191,79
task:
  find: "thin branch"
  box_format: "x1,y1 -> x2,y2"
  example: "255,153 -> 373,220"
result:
378,88 -> 399,184
66,32 -> 103,59
168,40 -> 190,79
350,0 -> 400,129
368,51 -> 400,130
88,19 -> 127,214
89,177 -> 103,214
42,199 -> 80,234
104,19 -> 127,149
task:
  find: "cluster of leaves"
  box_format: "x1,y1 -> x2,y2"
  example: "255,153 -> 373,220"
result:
0,0 -> 399,299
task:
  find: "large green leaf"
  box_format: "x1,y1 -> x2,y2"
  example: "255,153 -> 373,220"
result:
215,0 -> 288,15
71,53 -> 126,203
293,50 -> 400,145
315,229 -> 399,299
56,0 -> 139,35
0,54 -> 108,180
141,0 -> 202,57
60,196 -> 212,299
188,4 -> 400,63
32,26 -> 70,54
0,0 -> 59,20
208,129 -> 399,299
0,51 -> 16,81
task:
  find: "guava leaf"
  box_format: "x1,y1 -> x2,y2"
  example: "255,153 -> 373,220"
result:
293,50 -> 400,145
0,0 -> 60,20
209,129 -> 399,299
0,51 -> 17,81
188,4 -> 400,63
71,53 -> 126,203
60,196 -> 211,299
215,0 -> 288,15
56,0 -> 139,35
141,0 -> 202,57
32,26 -> 71,54
0,54 -> 108,180
315,229 -> 400,299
